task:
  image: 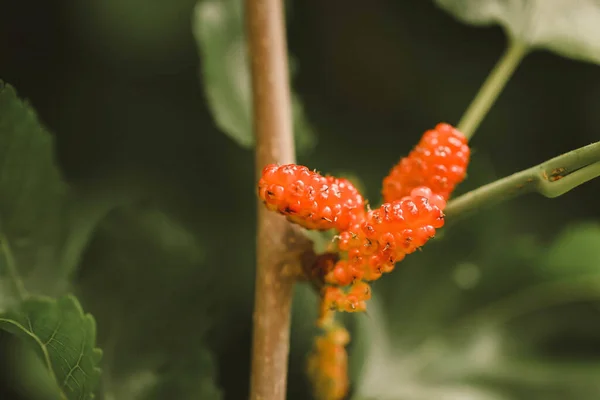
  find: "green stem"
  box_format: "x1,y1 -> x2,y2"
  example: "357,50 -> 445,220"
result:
444,141 -> 600,221
1,234 -> 27,301
457,40 -> 528,140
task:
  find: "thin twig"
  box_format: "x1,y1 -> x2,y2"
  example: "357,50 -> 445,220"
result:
445,141 -> 600,222
245,0 -> 313,399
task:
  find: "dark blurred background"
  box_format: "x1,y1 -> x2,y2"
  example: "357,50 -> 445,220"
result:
1,0 -> 600,399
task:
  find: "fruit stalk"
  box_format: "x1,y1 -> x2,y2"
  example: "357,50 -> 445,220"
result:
246,0 -> 309,399
445,141 -> 600,221
457,39 -> 528,140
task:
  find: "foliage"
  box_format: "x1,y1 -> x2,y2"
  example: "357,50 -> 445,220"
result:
193,0 -> 316,151
0,82 -> 67,299
0,295 -> 102,400
0,82 -> 103,399
436,0 -> 600,65
74,206 -> 222,400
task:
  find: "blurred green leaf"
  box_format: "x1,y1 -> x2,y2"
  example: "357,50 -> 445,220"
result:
193,0 -> 250,146
435,0 -> 600,65
0,295 -> 102,400
0,82 -> 122,301
541,222 -> 600,276
75,205 -> 221,399
192,0 -> 316,151
140,347 -> 222,400
99,348 -> 222,400
3,330 -> 62,400
0,82 -> 67,295
354,220 -> 600,400
70,0 -> 194,74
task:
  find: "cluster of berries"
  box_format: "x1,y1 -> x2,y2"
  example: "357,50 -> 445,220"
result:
327,187 -> 446,282
258,123 -> 470,400
258,123 -> 470,317
316,186 -> 448,326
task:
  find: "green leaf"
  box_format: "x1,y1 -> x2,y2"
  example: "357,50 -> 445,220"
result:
192,0 -> 316,151
0,82 -> 67,292
435,0 -> 600,65
2,330 -> 63,400
541,222 -> 600,276
0,294 -> 102,400
75,205 -> 221,398
98,348 -> 222,400
0,82 -> 119,301
139,348 -> 223,400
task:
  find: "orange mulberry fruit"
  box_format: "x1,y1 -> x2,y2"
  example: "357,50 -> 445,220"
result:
258,164 -> 365,231
383,123 -> 470,202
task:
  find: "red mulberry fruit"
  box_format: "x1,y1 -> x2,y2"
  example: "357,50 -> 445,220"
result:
331,187 -> 445,284
383,122 -> 470,202
258,164 -> 365,231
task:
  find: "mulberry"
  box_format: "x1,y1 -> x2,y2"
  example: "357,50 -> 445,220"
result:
258,164 -> 365,231
330,187 -> 445,285
383,123 -> 470,202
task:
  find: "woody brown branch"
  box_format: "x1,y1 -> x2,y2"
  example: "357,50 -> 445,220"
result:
246,0 -> 314,399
